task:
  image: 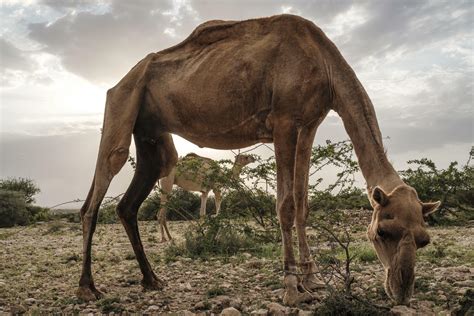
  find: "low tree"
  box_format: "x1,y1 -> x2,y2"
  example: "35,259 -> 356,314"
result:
400,150 -> 473,224
0,190 -> 30,227
0,177 -> 40,204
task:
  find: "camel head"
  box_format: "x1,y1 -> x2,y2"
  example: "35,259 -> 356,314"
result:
234,154 -> 256,167
367,185 -> 440,305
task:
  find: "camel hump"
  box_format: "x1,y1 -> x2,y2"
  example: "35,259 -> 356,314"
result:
158,14 -> 314,55
185,152 -> 200,158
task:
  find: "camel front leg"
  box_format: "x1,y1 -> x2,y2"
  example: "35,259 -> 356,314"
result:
159,169 -> 175,242
199,191 -> 209,218
77,173 -> 112,301
214,189 -> 222,216
294,127 -> 325,292
274,122 -> 314,306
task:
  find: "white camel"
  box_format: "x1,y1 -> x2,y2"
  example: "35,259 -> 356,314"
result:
157,153 -> 255,241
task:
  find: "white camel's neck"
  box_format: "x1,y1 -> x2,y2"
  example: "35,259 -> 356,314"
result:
231,162 -> 245,179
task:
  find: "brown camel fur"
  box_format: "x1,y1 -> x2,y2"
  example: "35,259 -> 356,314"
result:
158,152 -> 255,242
77,14 -> 440,306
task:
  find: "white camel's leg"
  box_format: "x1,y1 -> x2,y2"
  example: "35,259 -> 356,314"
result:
294,127 -> 325,291
200,191 -> 209,218
214,189 -> 222,216
159,168 -> 175,242
162,213 -> 172,241
274,121 -> 313,306
116,133 -> 177,290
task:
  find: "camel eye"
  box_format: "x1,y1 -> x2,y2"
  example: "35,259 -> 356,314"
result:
377,228 -> 387,238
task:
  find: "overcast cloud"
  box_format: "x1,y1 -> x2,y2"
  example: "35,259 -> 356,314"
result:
0,0 -> 472,206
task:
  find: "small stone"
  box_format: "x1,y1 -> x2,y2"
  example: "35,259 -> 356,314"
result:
212,295 -> 231,307
298,310 -> 312,316
194,301 -> 207,310
146,305 -> 160,312
390,305 -> 417,316
24,298 -> 36,305
251,309 -> 268,316
10,305 -> 27,314
230,298 -> 242,310
267,302 -> 289,316
220,307 -> 241,316
178,311 -> 196,316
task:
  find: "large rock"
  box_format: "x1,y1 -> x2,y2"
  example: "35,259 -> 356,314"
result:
220,307 -> 241,316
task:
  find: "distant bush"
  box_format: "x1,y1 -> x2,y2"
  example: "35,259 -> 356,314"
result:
138,192 -> 160,221
0,177 -> 40,204
26,205 -> 51,222
400,152 -> 473,225
0,190 -> 30,227
163,188 -> 201,221
310,187 -> 370,212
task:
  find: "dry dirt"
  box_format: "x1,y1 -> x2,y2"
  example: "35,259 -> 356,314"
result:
0,216 -> 472,315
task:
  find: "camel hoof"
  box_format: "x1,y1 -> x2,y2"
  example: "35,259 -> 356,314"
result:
142,276 -> 166,291
282,290 -> 314,306
76,286 -> 104,301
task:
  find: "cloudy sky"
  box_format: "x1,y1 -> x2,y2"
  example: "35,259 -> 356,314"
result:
0,0 -> 472,207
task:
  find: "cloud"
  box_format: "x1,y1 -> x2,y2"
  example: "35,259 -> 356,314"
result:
0,37 -> 33,71
331,0 -> 473,67
28,0 -> 177,84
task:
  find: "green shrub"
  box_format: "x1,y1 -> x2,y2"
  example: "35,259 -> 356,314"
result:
0,190 -> 30,227
98,203 -> 118,224
352,244 -> 377,263
138,192 -> 160,221
310,188 -> 370,212
164,215 -> 259,259
26,205 -> 51,222
315,291 -> 388,316
206,286 -> 226,298
165,188 -> 201,221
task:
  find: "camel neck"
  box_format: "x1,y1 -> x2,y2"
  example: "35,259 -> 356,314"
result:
231,163 -> 244,179
328,56 -> 403,193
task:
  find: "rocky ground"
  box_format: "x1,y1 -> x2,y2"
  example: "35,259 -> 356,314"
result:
0,212 -> 472,315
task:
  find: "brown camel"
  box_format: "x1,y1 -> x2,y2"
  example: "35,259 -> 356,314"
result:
157,152 -> 255,242
77,14 -> 440,306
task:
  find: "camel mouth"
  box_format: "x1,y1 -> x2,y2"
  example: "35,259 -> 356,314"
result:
384,267 -> 414,306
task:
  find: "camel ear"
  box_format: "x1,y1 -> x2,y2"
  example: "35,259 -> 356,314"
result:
372,186 -> 389,207
422,201 -> 441,217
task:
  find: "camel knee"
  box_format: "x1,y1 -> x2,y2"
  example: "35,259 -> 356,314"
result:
116,200 -> 137,221
278,194 -> 295,231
